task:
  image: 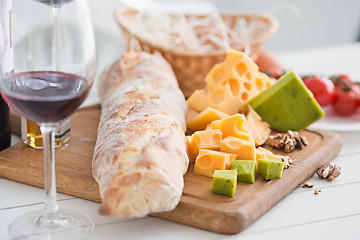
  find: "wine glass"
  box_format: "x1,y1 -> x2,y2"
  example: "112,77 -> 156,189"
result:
0,0 -> 96,239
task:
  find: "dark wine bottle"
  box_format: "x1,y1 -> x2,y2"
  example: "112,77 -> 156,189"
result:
0,94 -> 10,151
0,0 -> 12,151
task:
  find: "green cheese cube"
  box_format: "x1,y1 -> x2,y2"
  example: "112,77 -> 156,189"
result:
212,170 -> 237,197
249,71 -> 324,132
230,160 -> 256,184
257,159 -> 284,180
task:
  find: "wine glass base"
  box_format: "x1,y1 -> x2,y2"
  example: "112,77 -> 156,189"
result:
8,209 -> 94,240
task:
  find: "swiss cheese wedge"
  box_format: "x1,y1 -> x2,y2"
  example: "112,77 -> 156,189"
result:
187,49 -> 273,115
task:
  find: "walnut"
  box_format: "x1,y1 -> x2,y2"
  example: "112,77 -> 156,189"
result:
267,135 -> 285,148
267,130 -> 308,153
314,189 -> 322,195
298,136 -> 308,148
316,163 -> 341,181
284,136 -> 296,153
302,181 -> 314,188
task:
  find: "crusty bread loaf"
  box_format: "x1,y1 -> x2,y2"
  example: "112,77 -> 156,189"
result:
92,51 -> 189,217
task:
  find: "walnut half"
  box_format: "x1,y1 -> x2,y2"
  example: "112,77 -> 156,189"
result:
316,163 -> 341,181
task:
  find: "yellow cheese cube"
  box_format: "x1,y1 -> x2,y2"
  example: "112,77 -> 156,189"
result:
193,129 -> 222,150
194,149 -> 234,177
220,136 -> 256,161
186,135 -> 199,162
211,114 -> 254,143
187,107 -> 230,132
186,129 -> 223,162
245,108 -> 271,146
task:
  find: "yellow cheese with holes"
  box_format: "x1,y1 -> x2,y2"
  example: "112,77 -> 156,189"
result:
245,108 -> 271,146
211,85 -> 245,115
186,129 -> 222,162
211,114 -> 254,143
187,49 -> 273,115
256,147 -> 284,162
220,136 -> 256,160
187,107 -> 230,132
193,129 -> 222,150
194,149 -> 234,177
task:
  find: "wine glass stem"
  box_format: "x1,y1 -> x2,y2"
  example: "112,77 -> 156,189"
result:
40,123 -> 60,219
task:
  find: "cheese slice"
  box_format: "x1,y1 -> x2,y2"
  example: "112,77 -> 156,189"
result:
220,136 -> 256,161
194,149 -> 234,177
245,108 -> 271,146
211,114 -> 254,143
187,107 -> 229,132
256,147 -> 284,162
187,49 -> 273,115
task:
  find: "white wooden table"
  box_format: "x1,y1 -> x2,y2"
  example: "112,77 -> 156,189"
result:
1,43 -> 360,240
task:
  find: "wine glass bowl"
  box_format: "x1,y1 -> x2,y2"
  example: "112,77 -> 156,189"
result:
3,71 -> 89,123
0,0 -> 96,239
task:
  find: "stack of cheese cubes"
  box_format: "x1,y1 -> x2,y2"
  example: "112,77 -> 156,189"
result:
187,109 -> 283,178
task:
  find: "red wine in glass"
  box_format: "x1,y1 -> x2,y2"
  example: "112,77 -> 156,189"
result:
1,71 -> 89,123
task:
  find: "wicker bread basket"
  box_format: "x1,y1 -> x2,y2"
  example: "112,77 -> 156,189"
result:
115,8 -> 278,97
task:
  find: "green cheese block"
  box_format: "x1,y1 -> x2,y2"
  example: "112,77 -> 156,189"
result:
230,160 -> 256,184
248,71 -> 324,132
212,170 -> 237,197
257,159 -> 284,180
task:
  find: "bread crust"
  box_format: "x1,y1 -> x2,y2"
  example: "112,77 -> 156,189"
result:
92,51 -> 188,217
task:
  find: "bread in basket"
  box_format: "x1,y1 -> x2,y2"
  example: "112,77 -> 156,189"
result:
115,7 -> 278,97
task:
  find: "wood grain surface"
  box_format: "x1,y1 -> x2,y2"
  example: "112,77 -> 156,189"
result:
0,106 -> 342,234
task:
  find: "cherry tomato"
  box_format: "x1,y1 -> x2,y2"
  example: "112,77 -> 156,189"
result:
332,83 -> 360,116
302,76 -> 335,107
329,74 -> 353,85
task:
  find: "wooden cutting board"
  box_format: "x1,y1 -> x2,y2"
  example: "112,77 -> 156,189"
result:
0,106 -> 342,234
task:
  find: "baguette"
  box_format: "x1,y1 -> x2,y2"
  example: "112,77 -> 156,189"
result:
92,51 -> 189,217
